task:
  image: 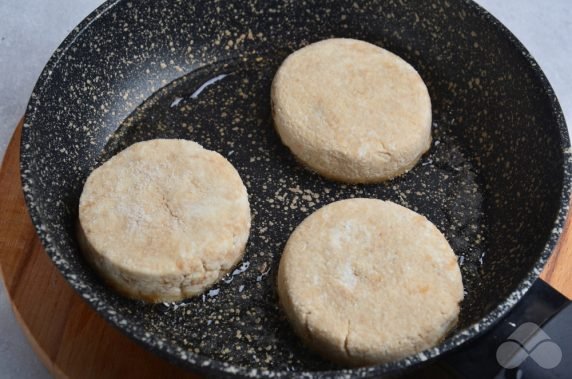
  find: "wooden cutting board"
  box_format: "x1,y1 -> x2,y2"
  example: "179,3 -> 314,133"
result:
1,120 -> 571,379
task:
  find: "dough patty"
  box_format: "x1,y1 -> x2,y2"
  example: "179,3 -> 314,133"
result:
271,38 -> 432,183
277,198 -> 463,366
78,139 -> 251,302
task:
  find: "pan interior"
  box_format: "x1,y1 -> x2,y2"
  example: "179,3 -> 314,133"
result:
95,51 -> 485,370
22,0 -> 566,374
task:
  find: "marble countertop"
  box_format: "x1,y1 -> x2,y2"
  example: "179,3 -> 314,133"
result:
0,0 -> 570,377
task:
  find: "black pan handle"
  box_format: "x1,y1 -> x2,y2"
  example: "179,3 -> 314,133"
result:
439,279 -> 570,379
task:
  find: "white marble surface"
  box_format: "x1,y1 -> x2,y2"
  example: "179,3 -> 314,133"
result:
0,1 -> 570,377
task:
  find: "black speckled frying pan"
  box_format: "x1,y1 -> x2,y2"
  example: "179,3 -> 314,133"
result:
21,0 -> 571,378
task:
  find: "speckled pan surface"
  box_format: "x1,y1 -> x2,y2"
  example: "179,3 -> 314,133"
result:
20,0 -> 570,378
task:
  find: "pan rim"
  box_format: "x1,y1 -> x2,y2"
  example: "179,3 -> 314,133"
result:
20,0 -> 572,377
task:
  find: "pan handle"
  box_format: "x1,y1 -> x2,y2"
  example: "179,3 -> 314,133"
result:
439,279 -> 571,379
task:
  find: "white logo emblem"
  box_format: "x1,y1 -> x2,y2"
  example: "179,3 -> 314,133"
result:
496,322 -> 562,369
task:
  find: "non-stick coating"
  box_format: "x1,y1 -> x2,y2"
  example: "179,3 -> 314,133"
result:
21,0 -> 571,378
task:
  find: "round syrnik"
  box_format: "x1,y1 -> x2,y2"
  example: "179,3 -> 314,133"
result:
278,198 -> 463,366
272,38 -> 432,183
78,139 -> 251,303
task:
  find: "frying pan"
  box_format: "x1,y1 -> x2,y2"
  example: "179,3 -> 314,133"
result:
20,0 -> 571,377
